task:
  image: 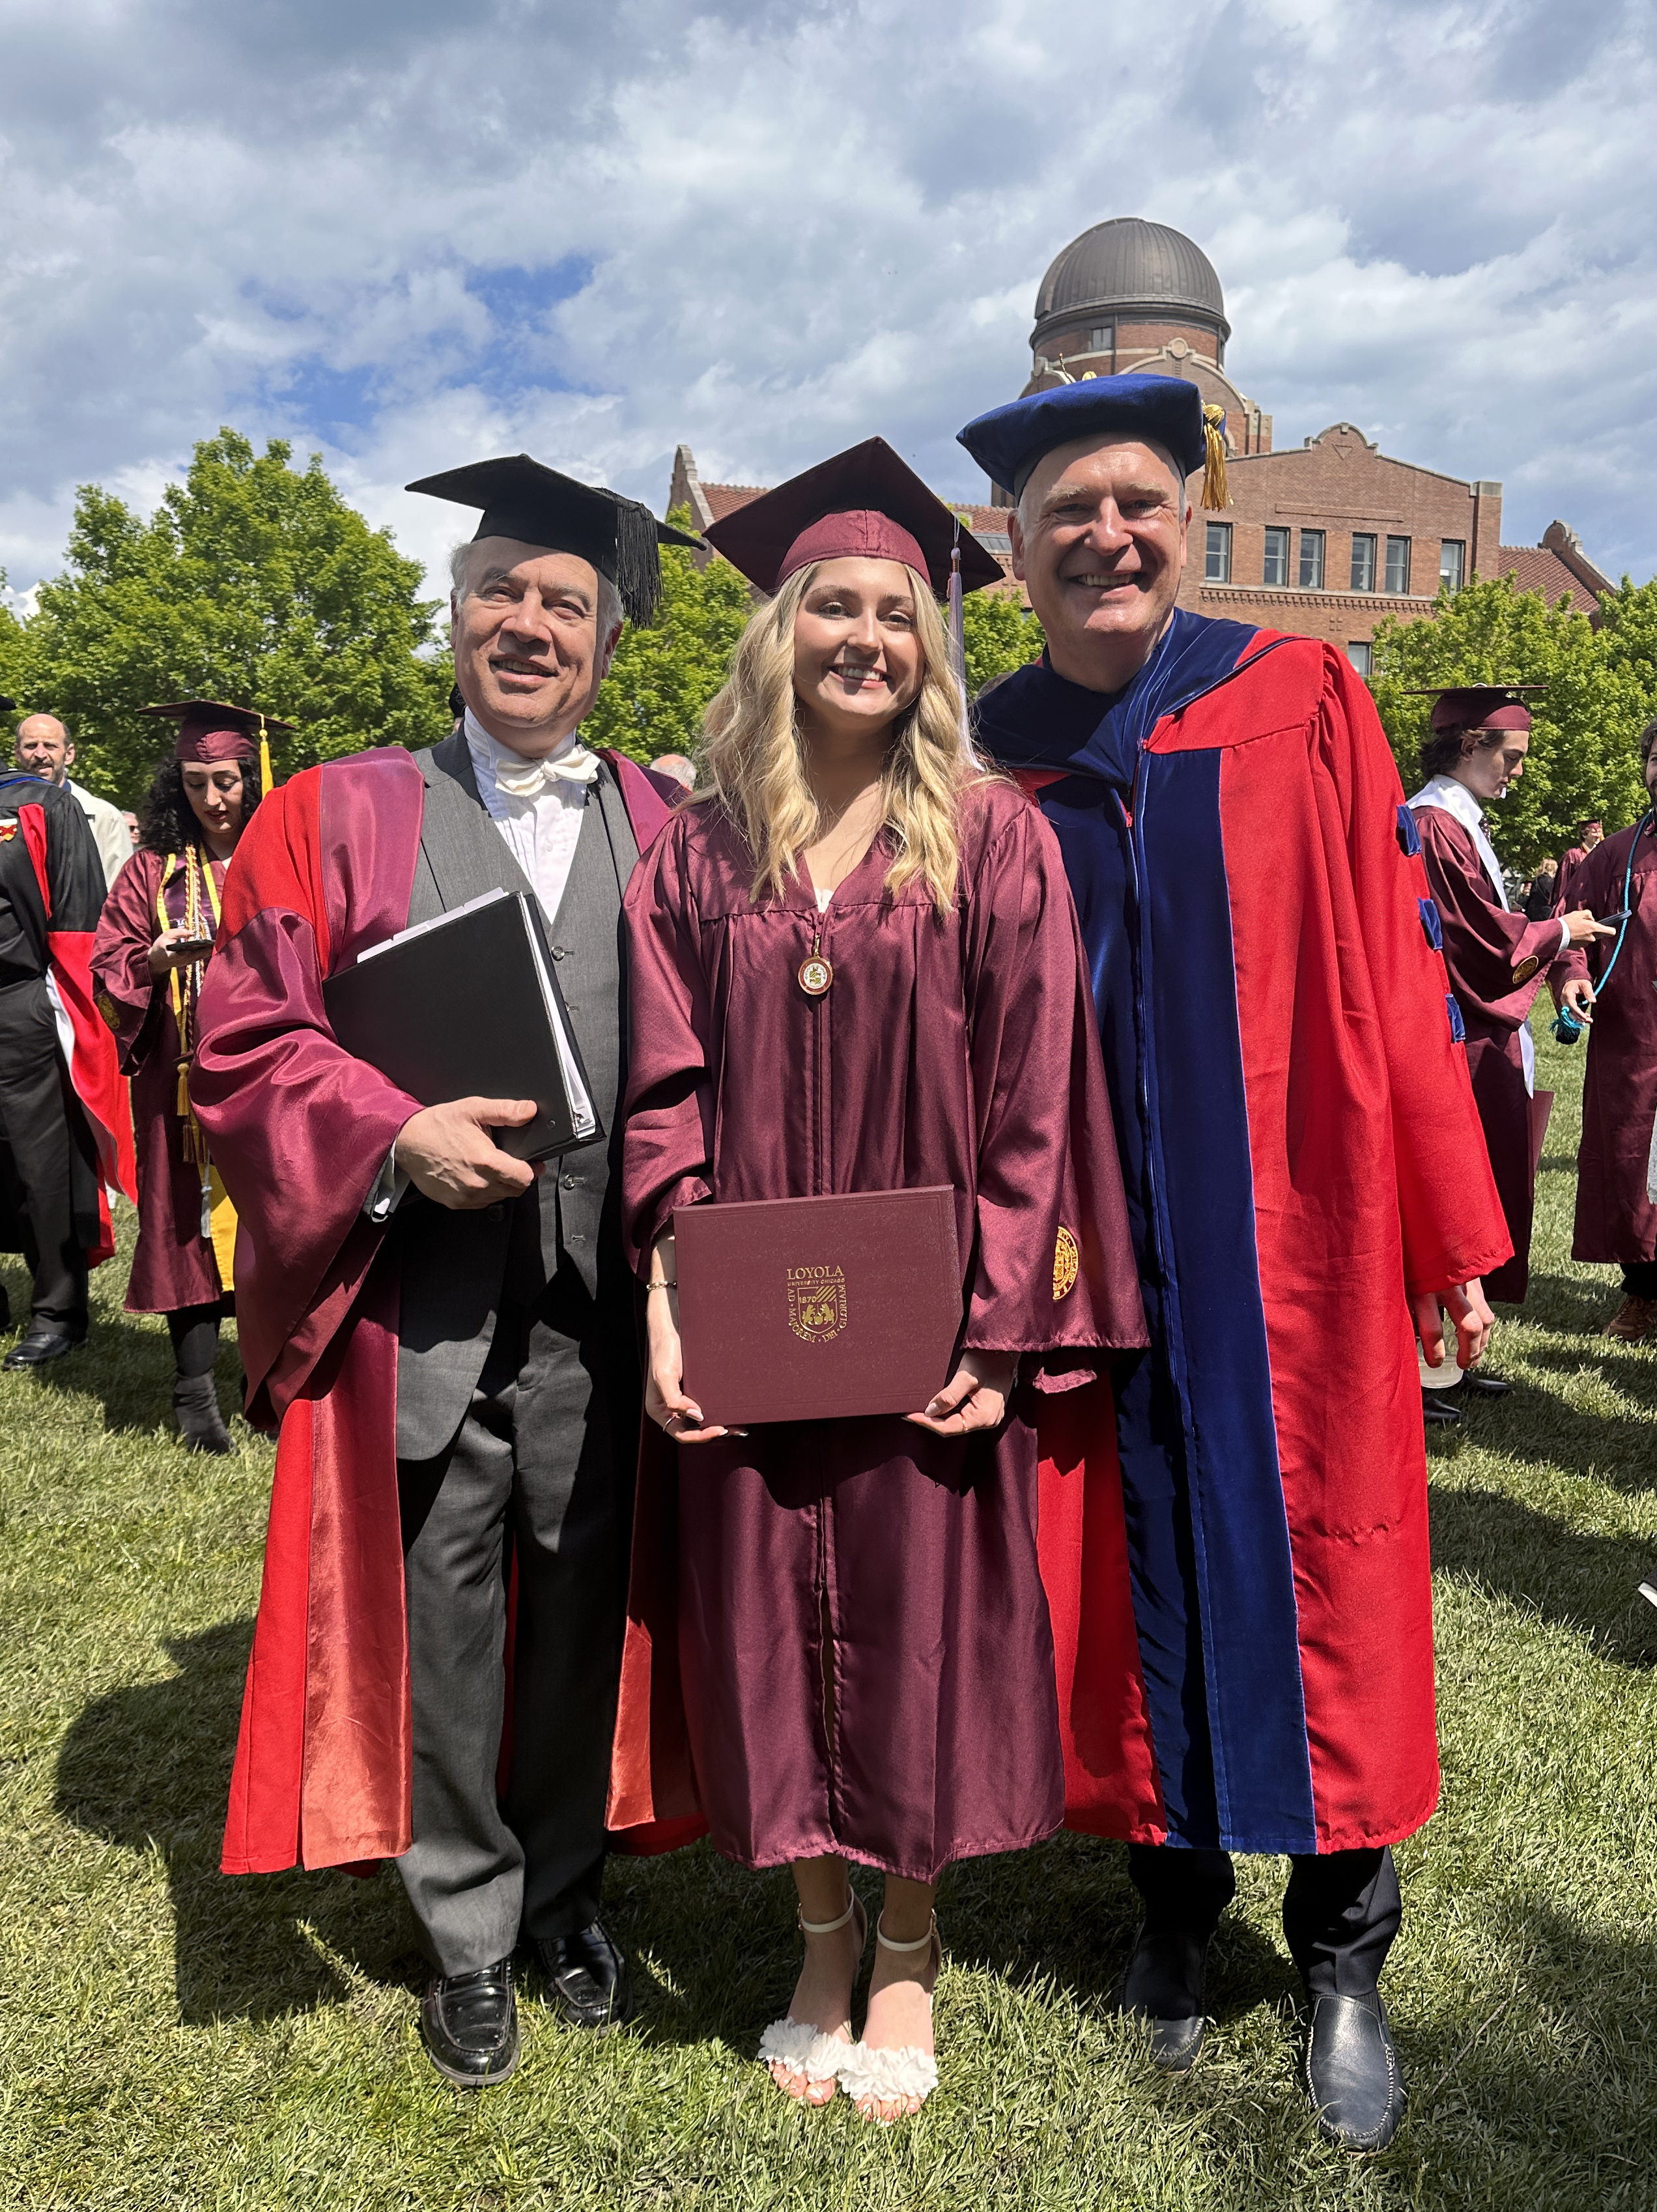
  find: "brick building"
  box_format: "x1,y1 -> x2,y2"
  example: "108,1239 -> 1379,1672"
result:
669,214 -> 1613,667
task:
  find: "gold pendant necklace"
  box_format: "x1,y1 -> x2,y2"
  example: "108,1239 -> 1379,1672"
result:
797,922 -> 833,997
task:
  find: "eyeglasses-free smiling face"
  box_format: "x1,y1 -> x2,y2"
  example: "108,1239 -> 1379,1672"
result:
452,539 -> 620,756
1010,434 -> 1190,686
791,558 -> 925,739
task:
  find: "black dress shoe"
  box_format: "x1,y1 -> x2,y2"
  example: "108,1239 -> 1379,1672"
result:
1460,1369 -> 1512,1397
419,1959 -> 520,2087
1302,1992 -> 1405,2150
535,1918 -> 634,2030
1107,1924 -> 1210,2073
173,1372 -> 234,1453
3,1325 -> 85,1371
1422,1390 -> 1462,1426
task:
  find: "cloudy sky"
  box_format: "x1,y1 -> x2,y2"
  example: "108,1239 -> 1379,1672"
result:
3,0 -> 1653,606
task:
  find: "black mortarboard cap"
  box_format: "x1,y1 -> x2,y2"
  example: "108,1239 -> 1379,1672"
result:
407,453 -> 701,627
701,437 -> 1005,597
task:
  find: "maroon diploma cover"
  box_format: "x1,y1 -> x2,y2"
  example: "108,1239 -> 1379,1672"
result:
673,1187 -> 963,1425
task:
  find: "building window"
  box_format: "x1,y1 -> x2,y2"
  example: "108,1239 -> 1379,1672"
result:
1347,641 -> 1373,678
1298,530 -> 1325,590
1350,533 -> 1377,593
1385,535 -> 1411,594
1439,539 -> 1466,593
1205,522 -> 1232,584
1088,324 -> 1113,354
1262,526 -> 1290,587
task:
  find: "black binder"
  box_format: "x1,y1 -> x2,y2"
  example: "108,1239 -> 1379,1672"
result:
322,888 -> 602,1163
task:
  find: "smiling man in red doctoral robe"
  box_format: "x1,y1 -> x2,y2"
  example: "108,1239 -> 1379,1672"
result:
191,458 -> 693,2088
957,375 -> 1510,2152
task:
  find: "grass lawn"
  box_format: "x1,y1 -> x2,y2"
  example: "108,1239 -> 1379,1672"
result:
3,1008 -> 1655,2210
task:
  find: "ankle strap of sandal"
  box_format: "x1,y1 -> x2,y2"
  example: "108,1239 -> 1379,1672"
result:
798,1893 -> 859,1937
875,1910 -> 937,1954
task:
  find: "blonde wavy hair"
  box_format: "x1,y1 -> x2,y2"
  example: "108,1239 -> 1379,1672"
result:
697,562 -> 985,914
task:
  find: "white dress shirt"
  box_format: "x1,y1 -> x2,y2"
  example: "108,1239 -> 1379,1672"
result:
464,710 -> 595,921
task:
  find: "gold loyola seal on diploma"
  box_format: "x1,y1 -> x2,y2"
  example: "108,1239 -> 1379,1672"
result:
786,1263 -> 847,1343
1053,1225 -> 1079,1301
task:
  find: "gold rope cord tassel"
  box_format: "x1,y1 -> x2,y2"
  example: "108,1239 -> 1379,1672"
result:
258,713 -> 274,798
1201,404 -> 1230,511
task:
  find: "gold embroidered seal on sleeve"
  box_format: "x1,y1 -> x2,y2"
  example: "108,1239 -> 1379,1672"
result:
1053,1225 -> 1079,1301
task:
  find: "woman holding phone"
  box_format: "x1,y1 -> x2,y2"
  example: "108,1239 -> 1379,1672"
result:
614,443 -> 1144,2121
91,701 -> 277,1450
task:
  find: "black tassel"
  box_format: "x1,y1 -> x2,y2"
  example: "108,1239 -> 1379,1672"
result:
610,496 -> 664,627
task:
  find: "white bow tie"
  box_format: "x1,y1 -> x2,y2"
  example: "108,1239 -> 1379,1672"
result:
490,743 -> 601,799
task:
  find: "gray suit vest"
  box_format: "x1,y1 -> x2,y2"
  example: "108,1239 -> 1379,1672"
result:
391,731 -> 639,1459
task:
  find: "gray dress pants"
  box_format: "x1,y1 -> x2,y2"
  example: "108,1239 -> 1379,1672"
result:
395,1266 -> 636,1977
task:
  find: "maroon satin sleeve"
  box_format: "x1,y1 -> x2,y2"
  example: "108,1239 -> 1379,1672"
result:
90,849 -> 166,1073
959,795 -> 1146,1370
621,813 -> 716,1273
1415,807 -> 1566,1019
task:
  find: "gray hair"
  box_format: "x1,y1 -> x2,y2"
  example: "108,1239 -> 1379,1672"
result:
449,540 -> 622,644
1013,437 -> 1187,532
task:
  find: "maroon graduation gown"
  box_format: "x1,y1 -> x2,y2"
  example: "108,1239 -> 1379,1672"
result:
608,782 -> 1146,1883
91,846 -> 232,1313
190,743 -> 676,1875
1414,804 -> 1561,1303
1553,819 -> 1657,1265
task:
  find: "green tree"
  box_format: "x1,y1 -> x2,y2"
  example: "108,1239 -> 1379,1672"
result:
0,431 -> 451,803
582,518 -> 755,764
1369,576 -> 1643,872
1596,576 -> 1657,742
962,589 -> 1043,694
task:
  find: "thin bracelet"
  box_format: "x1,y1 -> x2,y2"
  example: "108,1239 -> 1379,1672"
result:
646,1279 -> 677,1293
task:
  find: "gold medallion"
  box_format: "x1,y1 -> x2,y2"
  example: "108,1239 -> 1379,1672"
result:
798,954 -> 834,997
1053,1224 -> 1080,1301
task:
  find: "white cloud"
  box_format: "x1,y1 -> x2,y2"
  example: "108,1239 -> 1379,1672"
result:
1,0 -> 1653,597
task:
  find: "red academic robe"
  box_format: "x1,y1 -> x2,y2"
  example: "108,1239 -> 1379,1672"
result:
1552,819 -> 1657,1265
0,780 -> 135,1263
91,846 -> 233,1313
605,784 -> 1148,1880
1412,801 -> 1562,1302
190,744 -> 676,1875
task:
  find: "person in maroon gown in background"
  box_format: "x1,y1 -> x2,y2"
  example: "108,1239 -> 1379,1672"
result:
1555,817 -> 1605,915
92,702 -> 277,1449
1408,687 -> 1612,1408
614,442 -> 1144,2121
1550,715 -> 1657,1339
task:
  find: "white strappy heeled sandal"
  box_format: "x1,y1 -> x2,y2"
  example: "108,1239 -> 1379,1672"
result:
756,1891 -> 868,2103
840,1912 -> 941,2121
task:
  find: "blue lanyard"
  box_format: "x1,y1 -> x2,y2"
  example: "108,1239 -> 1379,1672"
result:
1591,812 -> 1652,997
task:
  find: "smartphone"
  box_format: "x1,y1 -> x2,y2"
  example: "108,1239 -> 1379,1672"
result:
1596,909 -> 1632,926
173,935 -> 215,959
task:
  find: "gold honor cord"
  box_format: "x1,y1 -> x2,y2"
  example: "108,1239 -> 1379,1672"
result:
159,847 -> 236,1288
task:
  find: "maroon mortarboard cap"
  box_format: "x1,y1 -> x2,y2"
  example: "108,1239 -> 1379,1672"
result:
702,438 -> 1005,597
1409,684 -> 1544,735
136,699 -> 291,763
406,453 -> 701,626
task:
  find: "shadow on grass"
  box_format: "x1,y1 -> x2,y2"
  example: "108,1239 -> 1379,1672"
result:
1520,1266 -> 1632,1340
55,1619 -> 422,2026
1430,1484 -> 1657,1667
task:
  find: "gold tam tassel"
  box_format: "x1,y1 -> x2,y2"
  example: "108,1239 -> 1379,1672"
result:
1202,404 -> 1230,511
257,713 -> 274,796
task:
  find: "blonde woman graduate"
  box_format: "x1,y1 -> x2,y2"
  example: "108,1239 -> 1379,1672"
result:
607,441 -> 1146,2120
91,702 -> 277,1449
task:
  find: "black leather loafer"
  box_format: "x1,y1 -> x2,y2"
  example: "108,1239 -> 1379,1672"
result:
1460,1369 -> 1512,1397
3,1326 -> 85,1371
419,1959 -> 520,2086
1107,1925 -> 1210,2073
535,1918 -> 634,2030
1422,1390 -> 1462,1426
1303,1992 -> 1405,2150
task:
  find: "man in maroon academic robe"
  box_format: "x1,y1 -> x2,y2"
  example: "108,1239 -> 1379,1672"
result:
0,757 -> 135,1362
959,375 -> 1510,2152
1550,715 -> 1657,1339
193,457 -> 694,2087
1408,689 -> 1612,1383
